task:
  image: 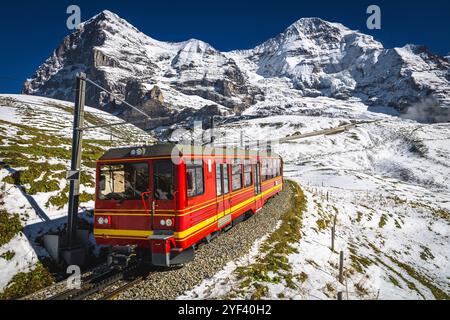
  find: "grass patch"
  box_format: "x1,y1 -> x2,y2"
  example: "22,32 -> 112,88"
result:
316,219 -> 329,231
354,283 -> 369,296
325,282 -> 335,296
386,255 -> 448,300
378,214 -> 387,228
234,180 -> 306,299
356,211 -> 363,223
374,257 -> 424,299
366,242 -> 381,255
251,284 -> 269,300
0,250 -> 15,261
409,200 -> 450,223
298,272 -> 308,283
388,275 -> 402,288
0,262 -> 54,300
349,246 -> 373,273
0,210 -> 23,246
419,247 -> 435,261
387,195 -> 407,205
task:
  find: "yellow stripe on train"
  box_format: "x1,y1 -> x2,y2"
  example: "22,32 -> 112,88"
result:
94,183 -> 282,242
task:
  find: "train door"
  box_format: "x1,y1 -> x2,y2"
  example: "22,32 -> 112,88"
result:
152,160 -> 176,230
223,164 -> 231,216
216,163 -> 231,228
254,162 -> 263,211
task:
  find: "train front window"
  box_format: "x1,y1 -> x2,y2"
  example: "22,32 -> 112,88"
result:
153,160 -> 174,200
98,163 -> 149,200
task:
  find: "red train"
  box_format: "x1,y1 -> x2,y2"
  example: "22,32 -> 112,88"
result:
94,144 -> 283,267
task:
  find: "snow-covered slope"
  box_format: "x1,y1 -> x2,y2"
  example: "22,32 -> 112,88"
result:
23,11 -> 450,123
0,94 -> 154,292
179,98 -> 450,300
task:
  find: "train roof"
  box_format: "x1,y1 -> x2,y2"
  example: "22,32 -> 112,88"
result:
98,143 -> 281,161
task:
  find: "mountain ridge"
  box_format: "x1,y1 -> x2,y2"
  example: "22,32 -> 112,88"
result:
22,10 -> 450,124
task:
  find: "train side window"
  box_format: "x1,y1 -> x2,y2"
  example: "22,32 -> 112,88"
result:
153,160 -> 174,200
231,160 -> 242,191
261,159 -> 266,181
275,159 -> 279,177
271,159 -> 275,179
223,164 -> 230,194
215,164 -> 230,196
244,160 -> 252,187
215,163 -> 222,196
186,160 -> 204,198
272,159 -> 276,178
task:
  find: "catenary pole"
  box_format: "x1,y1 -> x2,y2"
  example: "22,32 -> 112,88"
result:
66,73 -> 86,248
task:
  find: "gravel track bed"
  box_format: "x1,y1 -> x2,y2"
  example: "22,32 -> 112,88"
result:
112,182 -> 293,300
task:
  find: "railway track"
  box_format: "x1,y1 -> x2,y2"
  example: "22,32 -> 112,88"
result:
99,276 -> 145,300
47,263 -> 147,300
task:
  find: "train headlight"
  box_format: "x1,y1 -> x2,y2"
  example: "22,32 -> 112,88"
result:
165,219 -> 173,227
160,219 -> 166,226
97,216 -> 111,226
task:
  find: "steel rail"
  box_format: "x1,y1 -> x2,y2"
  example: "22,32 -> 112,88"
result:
99,276 -> 145,300
46,263 -> 141,300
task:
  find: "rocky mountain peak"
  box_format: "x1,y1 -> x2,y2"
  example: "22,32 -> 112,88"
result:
86,9 -> 135,31
288,17 -> 348,37
22,10 -> 450,124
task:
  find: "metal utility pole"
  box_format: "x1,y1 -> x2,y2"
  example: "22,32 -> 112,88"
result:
66,73 -> 86,248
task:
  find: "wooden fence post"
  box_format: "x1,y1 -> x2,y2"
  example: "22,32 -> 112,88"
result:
339,251 -> 344,284
331,214 -> 337,252
331,226 -> 335,252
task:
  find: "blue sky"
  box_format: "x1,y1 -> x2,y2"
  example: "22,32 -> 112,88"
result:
0,0 -> 449,93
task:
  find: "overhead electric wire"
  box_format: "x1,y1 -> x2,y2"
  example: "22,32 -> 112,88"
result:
82,117 -> 170,130
3,82 -> 170,132
5,102 -> 144,131
4,100 -> 118,117
84,77 -> 152,119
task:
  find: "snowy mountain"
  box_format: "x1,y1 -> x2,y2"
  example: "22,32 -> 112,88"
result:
23,11 -> 450,123
234,19 -> 450,109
